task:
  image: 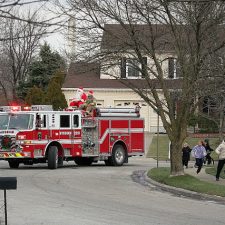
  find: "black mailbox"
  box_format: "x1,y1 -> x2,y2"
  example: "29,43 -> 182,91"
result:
0,177 -> 17,190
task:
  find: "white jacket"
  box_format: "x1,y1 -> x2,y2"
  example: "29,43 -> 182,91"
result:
215,141 -> 225,160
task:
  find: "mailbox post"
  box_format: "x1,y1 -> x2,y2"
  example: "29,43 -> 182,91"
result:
0,177 -> 17,225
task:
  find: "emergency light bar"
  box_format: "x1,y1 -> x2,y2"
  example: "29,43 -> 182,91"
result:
31,105 -> 53,111
0,105 -> 53,112
0,106 -> 21,112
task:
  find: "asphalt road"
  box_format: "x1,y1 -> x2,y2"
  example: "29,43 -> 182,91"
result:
0,157 -> 225,225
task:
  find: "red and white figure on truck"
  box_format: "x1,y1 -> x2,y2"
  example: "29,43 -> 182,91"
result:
0,103 -> 144,169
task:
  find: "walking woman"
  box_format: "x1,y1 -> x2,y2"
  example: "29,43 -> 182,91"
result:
215,140 -> 225,181
204,139 -> 214,165
191,140 -> 207,174
182,143 -> 192,168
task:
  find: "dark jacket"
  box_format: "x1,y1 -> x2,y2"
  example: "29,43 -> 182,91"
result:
182,146 -> 192,161
205,143 -> 213,154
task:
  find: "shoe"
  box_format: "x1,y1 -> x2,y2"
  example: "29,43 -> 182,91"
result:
186,166 -> 188,169
216,178 -> 219,181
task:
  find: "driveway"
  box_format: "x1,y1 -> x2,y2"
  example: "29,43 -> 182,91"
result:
0,158 -> 224,225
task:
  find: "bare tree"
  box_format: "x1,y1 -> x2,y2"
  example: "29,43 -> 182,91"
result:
0,1 -> 69,103
57,0 -> 225,175
198,52 -> 225,140
0,1 -> 67,43
0,10 -> 47,101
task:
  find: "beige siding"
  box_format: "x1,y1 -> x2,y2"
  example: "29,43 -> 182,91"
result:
100,54 -> 176,79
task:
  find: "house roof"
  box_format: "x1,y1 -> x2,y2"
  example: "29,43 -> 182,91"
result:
63,62 -> 182,90
101,24 -> 180,52
63,24 -> 185,90
101,24 -> 225,53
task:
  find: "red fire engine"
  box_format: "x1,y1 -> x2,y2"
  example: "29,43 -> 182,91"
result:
0,105 -> 144,169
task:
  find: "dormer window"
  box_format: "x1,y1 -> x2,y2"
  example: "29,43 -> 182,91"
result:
126,59 -> 141,78
121,57 -> 147,79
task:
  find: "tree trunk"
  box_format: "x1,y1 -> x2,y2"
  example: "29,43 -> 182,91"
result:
219,102 -> 225,141
168,126 -> 186,176
170,140 -> 184,176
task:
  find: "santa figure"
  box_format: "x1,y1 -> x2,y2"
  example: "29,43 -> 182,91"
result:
69,87 -> 87,108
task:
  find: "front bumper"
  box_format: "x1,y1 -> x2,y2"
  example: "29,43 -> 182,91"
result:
0,152 -> 30,159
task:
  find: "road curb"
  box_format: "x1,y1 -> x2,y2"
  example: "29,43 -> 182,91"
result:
143,171 -> 225,205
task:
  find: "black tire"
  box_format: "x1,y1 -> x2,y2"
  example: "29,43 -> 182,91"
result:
111,144 -> 126,166
74,157 -> 93,166
8,160 -> 20,169
48,146 -> 58,169
104,157 -> 113,166
58,156 -> 64,168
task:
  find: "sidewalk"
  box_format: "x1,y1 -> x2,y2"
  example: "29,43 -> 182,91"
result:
184,162 -> 225,186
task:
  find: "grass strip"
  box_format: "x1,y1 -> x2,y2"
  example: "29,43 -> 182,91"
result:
147,136 -> 220,161
205,166 -> 225,179
148,167 -> 225,197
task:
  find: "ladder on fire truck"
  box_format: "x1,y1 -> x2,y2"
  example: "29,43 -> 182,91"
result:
96,107 -> 140,117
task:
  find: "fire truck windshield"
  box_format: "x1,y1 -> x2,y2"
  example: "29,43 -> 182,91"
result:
0,113 -> 34,130
0,115 -> 9,130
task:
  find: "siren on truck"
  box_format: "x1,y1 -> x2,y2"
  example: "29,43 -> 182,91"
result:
0,105 -> 53,112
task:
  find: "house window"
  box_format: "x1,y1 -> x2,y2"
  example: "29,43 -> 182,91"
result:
168,57 -> 181,79
126,59 -> 140,78
202,96 -> 217,115
121,57 -> 147,79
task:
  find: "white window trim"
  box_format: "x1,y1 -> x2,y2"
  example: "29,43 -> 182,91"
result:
126,58 -> 142,79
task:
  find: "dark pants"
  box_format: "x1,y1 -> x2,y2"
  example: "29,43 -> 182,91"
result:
182,159 -> 189,167
205,153 -> 212,165
195,158 -> 203,174
216,159 -> 225,179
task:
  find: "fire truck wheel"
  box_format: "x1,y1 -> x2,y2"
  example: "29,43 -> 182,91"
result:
48,146 -> 58,169
111,144 -> 126,166
58,156 -> 63,168
8,160 -> 20,168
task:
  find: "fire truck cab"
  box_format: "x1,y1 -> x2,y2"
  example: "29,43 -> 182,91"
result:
0,105 -> 144,169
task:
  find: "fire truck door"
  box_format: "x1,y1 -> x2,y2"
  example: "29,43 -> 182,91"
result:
35,114 -> 49,152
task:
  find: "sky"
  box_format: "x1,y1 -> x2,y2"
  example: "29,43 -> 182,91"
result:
17,0 -> 69,53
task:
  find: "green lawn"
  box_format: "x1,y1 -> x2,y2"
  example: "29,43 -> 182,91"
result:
148,167 -> 225,197
205,166 -> 225,179
147,135 -> 220,161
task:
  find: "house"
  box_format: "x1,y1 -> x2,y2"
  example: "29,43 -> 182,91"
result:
62,24 -> 183,132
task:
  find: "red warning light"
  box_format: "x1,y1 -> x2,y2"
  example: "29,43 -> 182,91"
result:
11,106 -> 21,111
22,106 -> 31,111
